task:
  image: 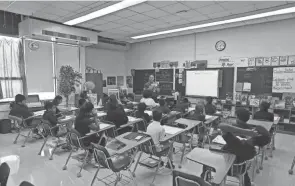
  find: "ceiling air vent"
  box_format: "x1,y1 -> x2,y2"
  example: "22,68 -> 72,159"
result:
42,30 -> 90,42
97,36 -> 127,46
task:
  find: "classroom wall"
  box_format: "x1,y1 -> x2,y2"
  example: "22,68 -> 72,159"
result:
85,47 -> 127,93
125,18 -> 295,71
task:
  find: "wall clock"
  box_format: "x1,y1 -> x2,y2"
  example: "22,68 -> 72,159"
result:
28,41 -> 39,51
215,40 -> 226,51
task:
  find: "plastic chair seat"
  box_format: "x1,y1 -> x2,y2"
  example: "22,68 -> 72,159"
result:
110,155 -> 132,172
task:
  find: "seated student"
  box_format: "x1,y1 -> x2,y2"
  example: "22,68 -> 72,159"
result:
140,90 -> 158,108
187,104 -> 206,147
105,94 -> 129,134
52,95 -> 63,117
234,108 -> 252,130
135,103 -> 151,124
174,98 -> 190,113
211,115 -> 270,186
253,101 -> 274,122
204,97 -> 216,115
147,110 -> 174,169
76,98 -> 87,116
126,93 -> 134,102
156,99 -> 171,114
9,94 -> 34,127
75,102 -> 106,161
119,94 -> 129,105
42,101 -> 59,136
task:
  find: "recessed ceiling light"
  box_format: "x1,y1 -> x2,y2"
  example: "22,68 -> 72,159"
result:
131,6 -> 295,39
64,0 -> 147,26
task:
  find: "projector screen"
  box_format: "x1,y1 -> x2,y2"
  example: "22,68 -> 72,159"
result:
186,70 -> 219,97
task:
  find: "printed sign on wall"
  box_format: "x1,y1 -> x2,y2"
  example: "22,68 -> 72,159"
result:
279,56 -> 288,66
264,57 -> 271,66
255,57 -> 264,66
271,56 -> 279,66
248,58 -> 255,66
288,55 -> 295,66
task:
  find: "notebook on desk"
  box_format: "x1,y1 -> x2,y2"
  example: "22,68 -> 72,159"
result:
212,135 -> 226,145
106,139 -> 126,151
163,125 -> 183,135
123,132 -> 148,141
128,116 -> 139,122
99,123 -> 110,129
205,115 -> 213,120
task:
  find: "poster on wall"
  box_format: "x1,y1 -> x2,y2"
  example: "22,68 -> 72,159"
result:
126,76 -> 133,88
117,76 -> 124,86
271,56 -> 279,66
248,58 -> 255,66
107,76 -> 116,85
264,57 -> 271,66
279,56 -> 288,66
255,57 -> 264,66
288,55 -> 295,66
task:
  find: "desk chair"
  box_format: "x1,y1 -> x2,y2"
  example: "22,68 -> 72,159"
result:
134,119 -> 148,132
8,115 -> 42,147
62,129 -> 94,177
172,170 -> 211,186
90,144 -> 136,186
227,160 -> 252,186
19,181 -> 34,186
38,119 -> 68,160
288,156 -> 295,174
0,162 -> 10,186
100,120 -> 119,138
136,137 -> 173,185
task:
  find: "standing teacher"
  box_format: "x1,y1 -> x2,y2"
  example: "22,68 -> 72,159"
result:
144,75 -> 159,102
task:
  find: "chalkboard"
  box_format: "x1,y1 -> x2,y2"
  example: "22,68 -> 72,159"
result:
156,69 -> 173,82
159,82 -> 173,95
176,68 -> 234,98
237,67 -> 273,94
133,69 -> 155,94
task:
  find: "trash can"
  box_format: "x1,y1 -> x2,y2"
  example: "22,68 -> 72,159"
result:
0,119 -> 12,134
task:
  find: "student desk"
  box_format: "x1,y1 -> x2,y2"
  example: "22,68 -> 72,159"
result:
205,115 -> 219,125
86,123 -> 116,137
247,119 -> 273,131
186,148 -> 236,186
96,112 -> 107,119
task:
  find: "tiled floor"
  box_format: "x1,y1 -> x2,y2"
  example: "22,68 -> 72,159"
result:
1,132 -> 295,186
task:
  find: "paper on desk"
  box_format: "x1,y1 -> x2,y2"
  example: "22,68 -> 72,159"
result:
205,115 -> 213,120
124,109 -> 131,112
163,125 -> 183,135
97,112 -> 107,117
188,107 -> 195,112
100,123 -> 110,129
144,110 -> 152,116
128,116 -> 139,122
34,110 -> 45,116
212,135 -> 226,145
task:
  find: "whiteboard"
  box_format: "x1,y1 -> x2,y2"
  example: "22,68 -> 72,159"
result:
186,70 -> 219,97
272,67 -> 295,93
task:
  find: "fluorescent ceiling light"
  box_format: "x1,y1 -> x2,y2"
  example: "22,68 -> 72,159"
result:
132,6 -> 295,39
64,0 -> 146,25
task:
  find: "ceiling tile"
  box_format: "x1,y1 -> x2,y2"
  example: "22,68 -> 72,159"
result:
230,5 -> 256,15
181,1 -> 216,9
142,9 -> 169,18
41,6 -> 70,16
128,14 -> 152,22
218,1 -> 255,10
33,11 -> 59,20
159,14 -> 183,22
153,23 -> 172,29
101,15 -> 122,21
7,6 -> 37,16
129,22 -> 151,29
173,19 -> 191,26
176,10 -> 205,19
196,4 -> 226,15
142,19 -> 166,26
99,22 -> 122,30
92,25 -> 105,31
207,11 -> 232,19
77,22 -> 96,28
114,9 -> 138,18
254,1 -> 287,10
112,18 -> 136,26
50,1 -> 83,11
72,1 -> 98,6
161,3 -> 189,13
117,26 -> 137,32
147,1 -> 177,8
187,15 -> 209,23
128,3 -> 156,13
10,2 -> 47,11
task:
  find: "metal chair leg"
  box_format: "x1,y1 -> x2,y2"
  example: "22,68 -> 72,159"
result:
90,165 -> 100,186
259,147 -> 265,170
13,131 -> 21,144
77,150 -> 89,177
178,143 -> 186,168
38,137 -> 48,155
289,156 -> 295,174
49,144 -> 58,160
22,130 -> 32,147
151,157 -> 162,184
62,149 -> 73,170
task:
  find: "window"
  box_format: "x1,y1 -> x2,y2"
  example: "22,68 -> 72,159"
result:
0,36 -> 23,99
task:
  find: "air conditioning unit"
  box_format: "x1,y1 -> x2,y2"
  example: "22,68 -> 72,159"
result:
19,18 -> 99,46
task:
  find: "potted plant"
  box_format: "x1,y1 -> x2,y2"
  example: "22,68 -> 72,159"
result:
58,65 -> 82,107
